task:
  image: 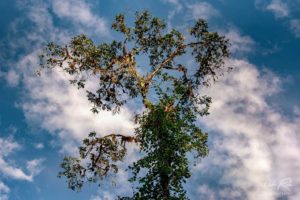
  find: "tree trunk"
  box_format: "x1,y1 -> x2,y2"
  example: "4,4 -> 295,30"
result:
156,110 -> 172,199
160,173 -> 170,199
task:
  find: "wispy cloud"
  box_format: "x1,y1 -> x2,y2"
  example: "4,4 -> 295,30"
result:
225,28 -> 256,56
4,70 -> 20,87
26,159 -> 44,177
289,19 -> 300,38
255,0 -> 300,38
0,137 -> 44,182
187,2 -> 219,20
90,192 -> 113,200
34,143 -> 44,149
162,0 -> 182,12
266,0 -> 290,18
0,181 -> 9,200
52,0 -> 109,35
0,137 -> 20,157
162,0 -> 183,28
255,0 -> 290,18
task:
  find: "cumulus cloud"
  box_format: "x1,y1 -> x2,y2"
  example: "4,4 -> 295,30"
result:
52,0 -> 108,35
4,0 -> 132,155
22,72 -> 136,153
191,59 -> 300,200
14,0 -> 108,49
266,0 -> 290,18
12,33 -> 138,199
19,52 -> 135,154
0,1 -> 137,198
187,2 -> 219,20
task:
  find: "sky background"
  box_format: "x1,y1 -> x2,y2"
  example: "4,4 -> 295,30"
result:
0,0 -> 300,199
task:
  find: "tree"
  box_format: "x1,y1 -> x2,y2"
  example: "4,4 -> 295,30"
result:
39,11 -> 230,200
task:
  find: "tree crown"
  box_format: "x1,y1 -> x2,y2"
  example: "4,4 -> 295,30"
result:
40,11 -> 230,200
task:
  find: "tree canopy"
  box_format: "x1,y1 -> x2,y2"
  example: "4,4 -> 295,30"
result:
39,11 -> 230,200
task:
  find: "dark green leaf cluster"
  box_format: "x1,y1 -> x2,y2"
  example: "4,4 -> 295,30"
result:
126,98 -> 208,200
190,20 -> 230,85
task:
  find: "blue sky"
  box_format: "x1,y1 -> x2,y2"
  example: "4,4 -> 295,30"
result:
0,0 -> 300,199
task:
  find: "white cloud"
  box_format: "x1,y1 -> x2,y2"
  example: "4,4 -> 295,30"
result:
163,0 -> 182,10
0,137 -> 20,157
7,0 -> 134,154
0,158 -> 33,181
34,143 -> 44,149
162,0 -> 183,29
294,106 -> 300,116
197,185 -> 216,200
5,70 -> 20,87
52,0 -> 108,35
0,194 -> 8,200
255,1 -> 300,39
21,63 -> 136,154
0,137 -> 43,182
0,182 -> 9,194
90,192 -> 114,200
193,59 -> 300,200
0,181 -> 9,200
289,19 -> 300,38
26,159 -> 44,177
266,0 -> 290,18
90,196 -> 102,200
0,0 -> 129,154
255,0 -> 291,18
225,28 -> 255,55
187,2 -> 219,20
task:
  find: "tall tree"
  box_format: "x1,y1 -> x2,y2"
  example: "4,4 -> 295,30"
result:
39,11 -> 230,200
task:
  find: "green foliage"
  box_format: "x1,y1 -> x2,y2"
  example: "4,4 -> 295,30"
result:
40,11 -> 230,200
126,99 -> 209,200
